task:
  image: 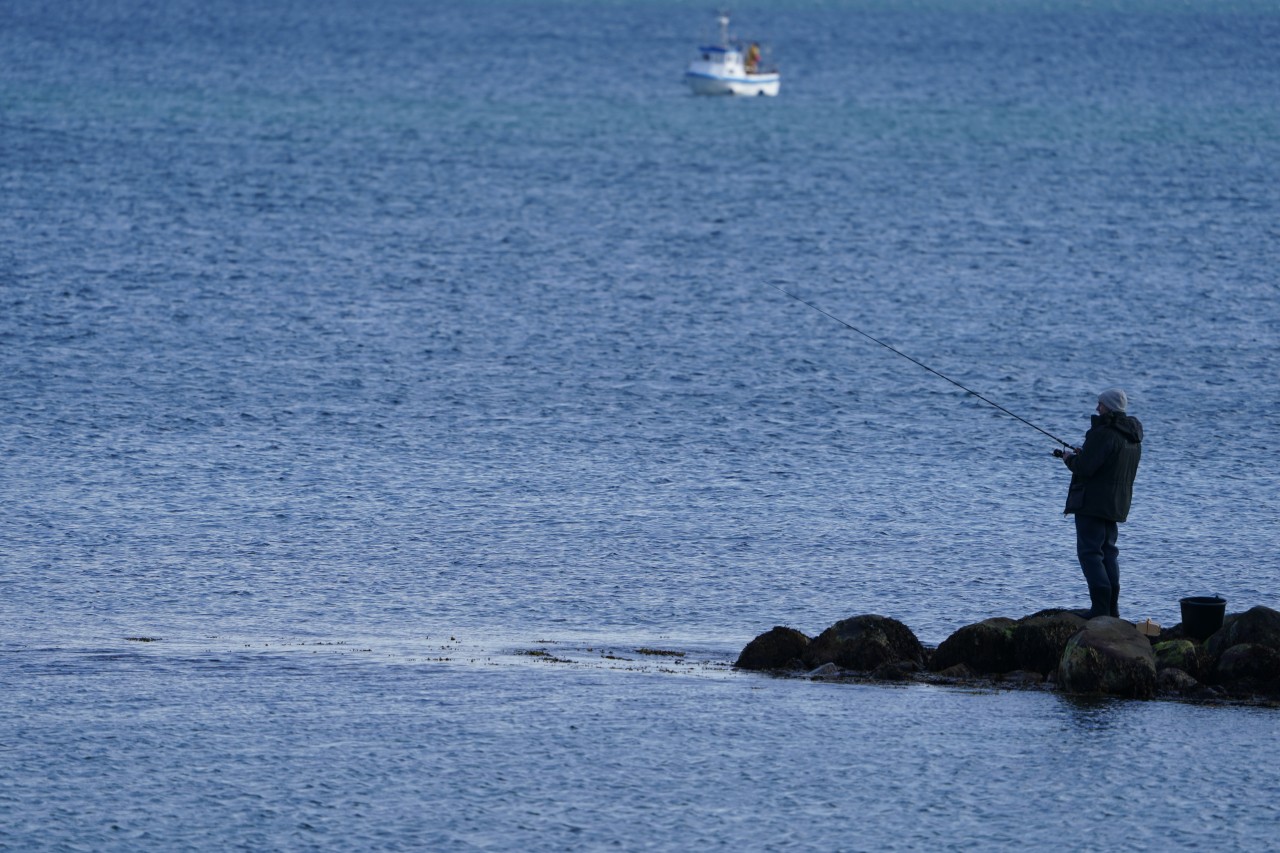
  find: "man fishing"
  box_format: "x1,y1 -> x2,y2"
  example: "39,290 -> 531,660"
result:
1058,388 -> 1144,619
770,287 -> 1147,620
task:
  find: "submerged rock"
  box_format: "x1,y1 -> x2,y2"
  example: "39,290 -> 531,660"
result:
1057,617 -> 1157,699
804,614 -> 924,672
734,625 -> 811,671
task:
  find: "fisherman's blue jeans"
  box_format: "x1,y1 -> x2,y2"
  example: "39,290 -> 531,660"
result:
1075,513 -> 1119,594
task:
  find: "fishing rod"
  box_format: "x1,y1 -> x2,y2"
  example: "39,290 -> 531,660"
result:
770,283 -> 1076,450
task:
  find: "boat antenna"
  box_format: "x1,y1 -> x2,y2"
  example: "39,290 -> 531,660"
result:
769,283 -> 1076,449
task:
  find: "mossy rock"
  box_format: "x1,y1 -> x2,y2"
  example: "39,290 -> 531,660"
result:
1153,639 -> 1205,680
1057,617 -> 1156,699
804,614 -> 924,672
735,626 -> 811,671
930,617 -> 1018,674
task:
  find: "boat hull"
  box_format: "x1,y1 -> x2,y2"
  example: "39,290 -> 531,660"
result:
684,71 -> 780,97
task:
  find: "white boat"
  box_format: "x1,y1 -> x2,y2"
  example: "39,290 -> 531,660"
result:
684,13 -> 780,97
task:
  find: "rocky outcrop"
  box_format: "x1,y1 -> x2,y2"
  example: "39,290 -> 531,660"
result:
1057,617 -> 1157,699
735,603 -> 1280,706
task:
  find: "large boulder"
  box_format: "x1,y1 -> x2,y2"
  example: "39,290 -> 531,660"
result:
1057,617 -> 1157,699
735,626 -> 811,671
804,614 -> 924,672
1012,611 -> 1087,674
930,617 -> 1018,674
1212,644 -> 1280,696
1205,606 -> 1280,661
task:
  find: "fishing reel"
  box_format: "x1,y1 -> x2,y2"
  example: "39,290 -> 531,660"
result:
1052,446 -> 1079,458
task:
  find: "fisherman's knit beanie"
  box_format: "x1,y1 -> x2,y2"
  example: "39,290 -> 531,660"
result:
1098,388 -> 1128,413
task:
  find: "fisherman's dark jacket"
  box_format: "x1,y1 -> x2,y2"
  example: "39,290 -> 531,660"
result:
1063,411 -> 1143,522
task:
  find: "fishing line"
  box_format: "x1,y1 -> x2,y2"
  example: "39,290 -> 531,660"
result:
769,283 -> 1075,449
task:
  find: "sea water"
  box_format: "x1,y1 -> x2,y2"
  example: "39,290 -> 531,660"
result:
2,0 -> 1279,849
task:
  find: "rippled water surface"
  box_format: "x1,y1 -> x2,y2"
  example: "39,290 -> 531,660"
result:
3,0 -> 1279,849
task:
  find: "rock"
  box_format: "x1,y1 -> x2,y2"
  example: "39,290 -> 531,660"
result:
1156,667 -> 1201,695
930,617 -> 1018,674
1012,612 -> 1087,674
997,670 -> 1045,686
935,663 -> 976,680
1021,607 -> 1078,620
1057,617 -> 1157,699
1205,606 -> 1280,661
1153,639 -> 1205,680
1213,643 -> 1280,694
804,614 -> 924,672
872,659 -> 921,681
734,626 -> 811,671
806,662 -> 840,679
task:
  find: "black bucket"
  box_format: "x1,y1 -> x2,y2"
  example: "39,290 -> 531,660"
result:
1179,596 -> 1226,641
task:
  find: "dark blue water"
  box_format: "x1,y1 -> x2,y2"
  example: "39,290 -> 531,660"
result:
3,1 -> 1279,849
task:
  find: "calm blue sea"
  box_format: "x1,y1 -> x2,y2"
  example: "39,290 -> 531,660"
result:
3,0 -> 1279,849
